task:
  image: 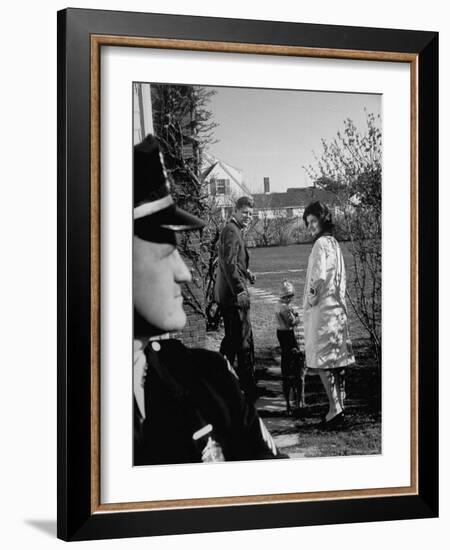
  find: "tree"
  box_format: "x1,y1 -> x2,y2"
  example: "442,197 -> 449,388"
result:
251,194 -> 294,247
149,84 -> 219,322
252,209 -> 274,247
151,84 -> 217,216
305,112 -> 382,369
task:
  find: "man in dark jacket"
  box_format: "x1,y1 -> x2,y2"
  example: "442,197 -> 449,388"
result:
215,196 -> 257,403
133,135 -> 284,465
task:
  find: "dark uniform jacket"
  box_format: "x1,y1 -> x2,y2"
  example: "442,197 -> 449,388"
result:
214,218 -> 250,307
134,338 -> 284,465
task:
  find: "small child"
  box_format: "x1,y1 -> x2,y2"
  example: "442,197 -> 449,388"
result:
275,280 -> 304,414
276,279 -> 300,346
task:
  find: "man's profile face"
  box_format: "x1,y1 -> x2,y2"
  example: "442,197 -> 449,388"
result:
234,205 -> 253,229
133,236 -> 192,332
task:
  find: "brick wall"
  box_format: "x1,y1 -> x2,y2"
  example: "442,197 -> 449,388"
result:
178,231 -> 207,348
154,281 -> 206,348
180,304 -> 206,348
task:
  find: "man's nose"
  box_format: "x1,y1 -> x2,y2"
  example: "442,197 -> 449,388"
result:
174,250 -> 192,283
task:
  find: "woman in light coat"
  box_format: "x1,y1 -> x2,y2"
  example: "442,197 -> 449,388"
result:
302,201 -> 354,426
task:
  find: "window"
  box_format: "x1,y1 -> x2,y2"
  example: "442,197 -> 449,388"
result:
215,178 -> 230,195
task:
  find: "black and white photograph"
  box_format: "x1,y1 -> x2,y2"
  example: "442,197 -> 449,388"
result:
0,0 -> 444,547
51,5 -> 439,543
132,82 -> 382,466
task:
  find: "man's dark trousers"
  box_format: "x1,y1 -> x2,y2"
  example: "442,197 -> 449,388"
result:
220,303 -> 257,403
215,218 -> 257,403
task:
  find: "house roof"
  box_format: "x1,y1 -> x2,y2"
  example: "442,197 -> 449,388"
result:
252,187 -> 339,209
202,154 -> 252,196
201,161 -> 218,180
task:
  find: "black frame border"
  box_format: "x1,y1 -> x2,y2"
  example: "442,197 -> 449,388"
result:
57,8 -> 438,541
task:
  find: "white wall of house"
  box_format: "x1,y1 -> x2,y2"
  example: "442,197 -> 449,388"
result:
255,207 -> 304,219
254,204 -> 342,220
203,156 -> 252,218
133,83 -> 154,145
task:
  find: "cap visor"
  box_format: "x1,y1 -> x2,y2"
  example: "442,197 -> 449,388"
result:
134,204 -> 204,243
159,205 -> 205,231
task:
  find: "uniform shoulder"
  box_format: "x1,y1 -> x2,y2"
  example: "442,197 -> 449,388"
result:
188,346 -> 229,370
153,338 -> 187,363
190,346 -> 241,383
157,340 -> 230,379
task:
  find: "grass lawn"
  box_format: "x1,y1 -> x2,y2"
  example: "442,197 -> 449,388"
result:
250,242 -> 369,342
206,242 -> 381,458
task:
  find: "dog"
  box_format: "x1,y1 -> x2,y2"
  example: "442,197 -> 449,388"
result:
280,347 -> 307,416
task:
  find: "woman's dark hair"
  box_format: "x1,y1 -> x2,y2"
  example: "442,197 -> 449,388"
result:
302,201 -> 334,234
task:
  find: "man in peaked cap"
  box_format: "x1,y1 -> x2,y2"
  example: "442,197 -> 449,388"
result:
133,134 -> 285,465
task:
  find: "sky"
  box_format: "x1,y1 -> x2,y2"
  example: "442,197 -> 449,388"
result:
206,86 -> 381,193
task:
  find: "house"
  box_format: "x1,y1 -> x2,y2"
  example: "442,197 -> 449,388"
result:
252,186 -> 340,220
245,186 -> 342,247
133,83 -> 154,144
202,154 -> 252,219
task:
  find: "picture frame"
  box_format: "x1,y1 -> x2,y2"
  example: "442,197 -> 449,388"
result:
57,7 -> 438,541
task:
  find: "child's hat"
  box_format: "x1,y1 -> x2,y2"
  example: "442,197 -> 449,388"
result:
280,280 -> 295,298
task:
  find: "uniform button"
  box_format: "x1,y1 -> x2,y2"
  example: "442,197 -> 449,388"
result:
151,341 -> 161,352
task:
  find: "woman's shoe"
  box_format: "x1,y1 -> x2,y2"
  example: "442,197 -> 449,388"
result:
320,409 -> 345,423
319,411 -> 345,428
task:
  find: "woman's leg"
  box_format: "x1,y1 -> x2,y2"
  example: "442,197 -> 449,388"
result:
318,369 -> 343,421
335,368 -> 346,410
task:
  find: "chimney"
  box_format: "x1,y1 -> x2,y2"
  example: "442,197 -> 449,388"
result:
263,177 -> 270,194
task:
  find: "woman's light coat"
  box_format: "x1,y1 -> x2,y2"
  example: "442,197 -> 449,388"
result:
303,235 -> 355,370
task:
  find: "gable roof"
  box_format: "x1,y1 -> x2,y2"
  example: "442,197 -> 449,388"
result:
201,160 -> 218,180
202,154 -> 252,196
